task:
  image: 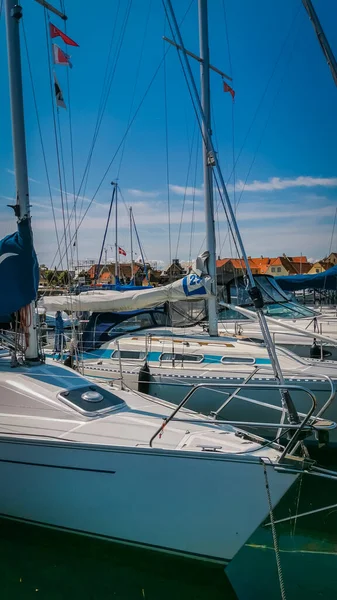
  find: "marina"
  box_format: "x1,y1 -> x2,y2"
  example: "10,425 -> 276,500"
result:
1,0 -> 337,598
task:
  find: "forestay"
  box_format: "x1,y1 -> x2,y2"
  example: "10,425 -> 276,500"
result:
41,273 -> 212,313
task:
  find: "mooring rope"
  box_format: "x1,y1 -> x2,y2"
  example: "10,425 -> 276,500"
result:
262,460 -> 287,600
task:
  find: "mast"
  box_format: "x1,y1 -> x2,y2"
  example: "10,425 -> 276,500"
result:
165,0 -> 300,425
198,0 -> 218,336
5,0 -> 38,360
129,206 -> 134,284
302,0 -> 337,88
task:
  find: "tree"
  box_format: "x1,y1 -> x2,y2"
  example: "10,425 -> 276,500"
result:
45,270 -> 58,285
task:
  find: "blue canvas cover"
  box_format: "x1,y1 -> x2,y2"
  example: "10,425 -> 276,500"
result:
275,265 -> 337,291
0,218 -> 39,314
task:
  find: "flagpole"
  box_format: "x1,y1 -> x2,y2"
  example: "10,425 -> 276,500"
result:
5,0 -> 39,360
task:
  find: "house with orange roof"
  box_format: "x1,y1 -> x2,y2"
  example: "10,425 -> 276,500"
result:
86,262 -> 145,285
216,254 -> 313,282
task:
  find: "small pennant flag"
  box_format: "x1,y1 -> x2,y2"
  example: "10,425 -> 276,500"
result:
53,72 -> 66,109
223,80 -> 235,100
118,246 -> 127,256
49,23 -> 79,47
52,43 -> 72,68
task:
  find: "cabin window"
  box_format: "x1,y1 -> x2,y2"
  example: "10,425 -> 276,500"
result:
153,312 -> 169,326
107,313 -> 153,335
160,352 -> 204,363
221,356 -> 255,365
111,349 -> 147,360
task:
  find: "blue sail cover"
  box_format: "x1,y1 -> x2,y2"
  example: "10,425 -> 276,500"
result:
276,265 -> 337,292
0,218 -> 39,315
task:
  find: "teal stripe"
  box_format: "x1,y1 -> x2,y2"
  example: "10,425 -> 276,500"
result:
81,349 -> 271,366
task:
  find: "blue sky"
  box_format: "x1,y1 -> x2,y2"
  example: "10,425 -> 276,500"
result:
1,0 -> 337,269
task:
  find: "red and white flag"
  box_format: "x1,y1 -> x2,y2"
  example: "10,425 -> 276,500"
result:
118,246 -> 127,256
49,23 -> 79,47
223,81 -> 235,101
52,43 -> 72,68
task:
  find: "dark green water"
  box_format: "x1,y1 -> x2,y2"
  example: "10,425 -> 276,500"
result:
0,519 -> 236,600
1,512 -> 337,600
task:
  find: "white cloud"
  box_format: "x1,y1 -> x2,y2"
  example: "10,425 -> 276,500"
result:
227,176 -> 337,193
127,189 -> 160,198
169,184 -> 203,197
6,167 -> 41,184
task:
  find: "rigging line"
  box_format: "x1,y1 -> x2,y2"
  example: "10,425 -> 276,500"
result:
163,0 -> 232,265
213,169 -> 242,262
323,207 -> 337,291
77,0 -> 123,200
219,16 -> 302,256
95,186 -> 116,285
188,139 -> 199,265
43,7 -> 70,283
63,8 -> 78,270
131,210 -> 148,278
198,3 -> 302,259
222,0 -> 236,213
114,185 -> 149,268
77,0 -> 132,222
55,106 -> 71,272
175,119 -> 197,258
78,0 -> 121,213
327,208 -> 337,257
49,0 -> 196,271
21,18 -> 63,269
59,0 -> 130,241
163,17 -> 172,267
116,0 -> 153,179
222,0 -> 236,209
223,2 -> 302,189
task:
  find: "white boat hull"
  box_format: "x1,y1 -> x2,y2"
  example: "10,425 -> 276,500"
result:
0,436 -> 296,563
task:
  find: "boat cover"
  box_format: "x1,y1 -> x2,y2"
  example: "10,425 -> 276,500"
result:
275,265 -> 337,292
41,273 -> 212,313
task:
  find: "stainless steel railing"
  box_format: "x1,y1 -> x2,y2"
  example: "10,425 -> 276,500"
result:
149,382 -> 336,460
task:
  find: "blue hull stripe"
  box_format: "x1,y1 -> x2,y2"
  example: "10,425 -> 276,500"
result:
81,349 -> 271,366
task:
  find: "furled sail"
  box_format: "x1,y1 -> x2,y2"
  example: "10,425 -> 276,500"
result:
41,273 -> 212,313
0,219 -> 39,316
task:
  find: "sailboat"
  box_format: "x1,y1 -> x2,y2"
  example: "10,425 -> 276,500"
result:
42,0 -> 337,449
4,0 -> 335,566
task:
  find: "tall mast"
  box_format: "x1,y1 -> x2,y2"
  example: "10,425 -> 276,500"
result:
198,0 -> 217,336
5,0 -> 38,360
165,0 -> 300,425
302,0 -> 337,88
129,206 -> 134,284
